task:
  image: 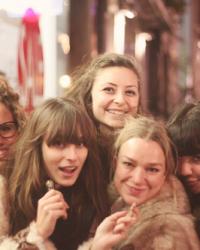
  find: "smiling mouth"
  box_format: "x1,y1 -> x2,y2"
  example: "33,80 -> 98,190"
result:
128,186 -> 146,196
107,110 -> 127,115
186,180 -> 200,186
58,167 -> 77,176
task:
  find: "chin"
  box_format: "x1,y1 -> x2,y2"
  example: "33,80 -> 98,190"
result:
110,122 -> 124,129
58,179 -> 77,187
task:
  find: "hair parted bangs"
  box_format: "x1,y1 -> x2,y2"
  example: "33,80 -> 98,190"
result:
45,110 -> 90,147
41,98 -> 95,148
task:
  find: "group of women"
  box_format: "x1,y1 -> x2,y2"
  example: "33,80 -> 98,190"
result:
0,53 -> 199,250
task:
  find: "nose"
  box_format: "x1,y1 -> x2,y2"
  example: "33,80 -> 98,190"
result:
63,144 -> 77,161
131,167 -> 144,185
179,160 -> 193,176
113,91 -> 125,105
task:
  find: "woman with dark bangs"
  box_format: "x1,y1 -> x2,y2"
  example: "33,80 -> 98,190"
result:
0,97 -> 109,250
167,101 -> 200,237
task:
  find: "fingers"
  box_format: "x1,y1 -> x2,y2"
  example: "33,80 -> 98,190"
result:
36,190 -> 69,239
129,202 -> 139,218
113,203 -> 139,234
106,211 -> 128,222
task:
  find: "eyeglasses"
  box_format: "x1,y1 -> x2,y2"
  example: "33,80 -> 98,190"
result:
0,122 -> 17,138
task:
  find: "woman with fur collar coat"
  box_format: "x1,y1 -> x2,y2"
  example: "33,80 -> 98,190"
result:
78,116 -> 200,250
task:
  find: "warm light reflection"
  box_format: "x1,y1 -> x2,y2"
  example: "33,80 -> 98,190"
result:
114,9 -> 136,54
135,33 -> 152,59
59,74 -> 71,88
58,33 -> 70,54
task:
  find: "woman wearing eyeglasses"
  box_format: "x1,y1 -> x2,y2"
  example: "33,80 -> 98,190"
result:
0,78 -> 26,170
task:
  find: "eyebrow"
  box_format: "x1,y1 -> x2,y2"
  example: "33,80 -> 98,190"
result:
120,156 -> 164,167
103,82 -> 138,88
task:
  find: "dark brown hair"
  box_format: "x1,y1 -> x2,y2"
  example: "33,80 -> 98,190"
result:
8,98 -> 109,242
167,101 -> 200,157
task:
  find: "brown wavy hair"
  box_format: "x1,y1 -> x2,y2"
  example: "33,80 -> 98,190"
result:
0,77 -> 26,133
8,97 -> 109,239
64,53 -> 142,127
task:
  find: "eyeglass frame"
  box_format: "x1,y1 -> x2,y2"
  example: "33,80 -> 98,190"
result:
0,121 -> 18,139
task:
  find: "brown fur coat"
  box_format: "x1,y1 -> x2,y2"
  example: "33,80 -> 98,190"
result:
0,175 -> 56,250
79,176 -> 200,250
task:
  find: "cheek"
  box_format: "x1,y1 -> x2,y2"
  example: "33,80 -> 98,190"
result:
81,150 -> 88,164
113,167 -> 125,186
129,97 -> 139,108
153,175 -> 166,191
5,136 -> 17,145
193,164 -> 200,176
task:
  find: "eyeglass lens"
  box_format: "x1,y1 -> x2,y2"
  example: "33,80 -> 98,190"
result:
0,122 -> 17,138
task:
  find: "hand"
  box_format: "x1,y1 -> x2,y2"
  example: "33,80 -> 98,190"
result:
113,203 -> 139,234
91,203 -> 139,250
35,189 -> 69,240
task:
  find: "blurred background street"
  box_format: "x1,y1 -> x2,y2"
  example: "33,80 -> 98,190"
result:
0,0 -> 199,118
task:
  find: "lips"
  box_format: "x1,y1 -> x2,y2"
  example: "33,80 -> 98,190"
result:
58,166 -> 77,177
107,109 -> 127,115
186,180 -> 199,187
128,185 -> 146,196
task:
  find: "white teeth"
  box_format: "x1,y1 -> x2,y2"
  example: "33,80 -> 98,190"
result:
108,110 -> 125,115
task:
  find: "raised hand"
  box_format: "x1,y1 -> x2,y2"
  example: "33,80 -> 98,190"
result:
91,203 -> 139,250
35,189 -> 69,240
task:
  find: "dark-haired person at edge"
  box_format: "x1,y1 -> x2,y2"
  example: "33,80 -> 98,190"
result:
167,101 -> 200,237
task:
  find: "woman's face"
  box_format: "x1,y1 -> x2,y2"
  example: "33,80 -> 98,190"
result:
178,156 -> 200,194
91,67 -> 139,129
42,138 -> 88,187
114,138 -> 166,206
0,102 -> 17,162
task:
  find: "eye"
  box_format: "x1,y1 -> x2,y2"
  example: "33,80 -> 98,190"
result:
50,141 -> 66,149
125,89 -> 137,96
146,167 -> 160,173
192,155 -> 200,163
103,87 -> 115,94
1,126 -> 12,132
122,161 -> 134,168
76,142 -> 86,148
